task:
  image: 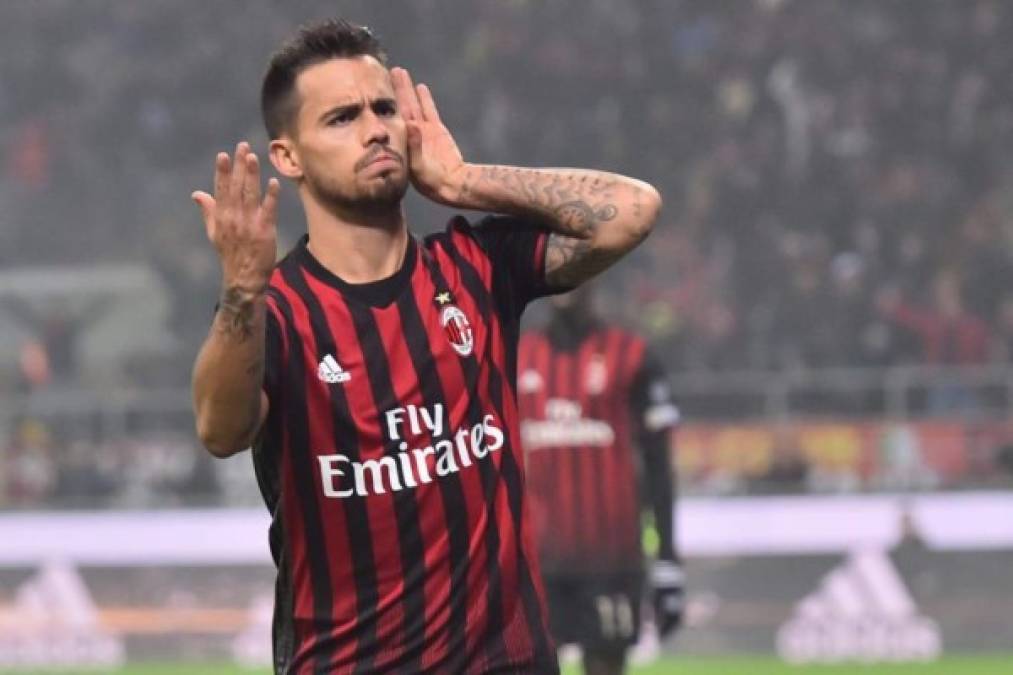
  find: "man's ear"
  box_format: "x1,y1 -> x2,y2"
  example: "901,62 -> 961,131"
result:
269,138 -> 303,180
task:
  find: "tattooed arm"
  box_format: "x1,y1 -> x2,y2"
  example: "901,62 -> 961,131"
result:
390,68 -> 662,288
192,288 -> 271,457
448,165 -> 661,287
191,143 -> 278,457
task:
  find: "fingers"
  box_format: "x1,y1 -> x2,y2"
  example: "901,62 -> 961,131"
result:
191,191 -> 216,239
416,83 -> 440,123
213,152 -> 231,201
260,178 -> 280,231
199,141 -> 276,241
392,69 -> 439,124
391,67 -> 421,122
405,121 -> 423,154
191,190 -> 214,216
242,151 -> 261,213
229,142 -> 250,203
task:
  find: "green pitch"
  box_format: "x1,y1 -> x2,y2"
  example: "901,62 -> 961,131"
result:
5,655 -> 1013,675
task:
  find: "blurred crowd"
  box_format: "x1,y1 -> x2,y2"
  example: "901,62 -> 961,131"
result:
590,0 -> 1013,375
3,0 -> 1013,505
3,0 -> 1013,380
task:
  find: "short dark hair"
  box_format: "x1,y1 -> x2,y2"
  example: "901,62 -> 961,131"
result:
261,19 -> 387,140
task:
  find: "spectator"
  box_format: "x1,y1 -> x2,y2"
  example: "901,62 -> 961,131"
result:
877,270 -> 991,366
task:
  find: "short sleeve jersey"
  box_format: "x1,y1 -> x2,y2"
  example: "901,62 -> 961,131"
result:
518,328 -> 679,575
255,216 -> 562,674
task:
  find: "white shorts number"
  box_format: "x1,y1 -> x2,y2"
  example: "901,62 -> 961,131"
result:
595,593 -> 635,639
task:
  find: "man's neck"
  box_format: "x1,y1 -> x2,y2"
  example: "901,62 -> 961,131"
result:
546,309 -> 599,350
303,193 -> 410,284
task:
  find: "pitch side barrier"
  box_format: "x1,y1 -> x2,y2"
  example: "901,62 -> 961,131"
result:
3,492 -> 1013,566
3,494 -> 1013,665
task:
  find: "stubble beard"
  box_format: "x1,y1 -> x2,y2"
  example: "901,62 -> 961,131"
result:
306,166 -> 409,219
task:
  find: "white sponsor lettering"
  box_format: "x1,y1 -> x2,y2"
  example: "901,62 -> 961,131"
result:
353,456 -> 403,495
412,446 -> 436,484
384,403 -> 444,441
483,414 -> 505,451
319,404 -> 505,498
317,455 -> 354,498
521,419 -> 616,449
435,439 -> 459,477
522,397 -> 615,450
545,398 -> 582,421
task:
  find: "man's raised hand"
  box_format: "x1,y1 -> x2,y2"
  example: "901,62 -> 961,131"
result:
390,67 -> 467,205
192,142 -> 280,293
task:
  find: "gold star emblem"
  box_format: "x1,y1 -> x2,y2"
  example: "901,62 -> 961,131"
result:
435,292 -> 452,305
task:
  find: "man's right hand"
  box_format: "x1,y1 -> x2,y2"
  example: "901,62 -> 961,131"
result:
192,142 -> 280,292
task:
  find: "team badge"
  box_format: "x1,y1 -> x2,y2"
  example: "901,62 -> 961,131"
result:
441,305 -> 474,357
585,354 -> 608,394
519,369 -> 544,393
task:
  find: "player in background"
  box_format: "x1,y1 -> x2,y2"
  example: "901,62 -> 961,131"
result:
189,19 -> 662,675
518,284 -> 683,675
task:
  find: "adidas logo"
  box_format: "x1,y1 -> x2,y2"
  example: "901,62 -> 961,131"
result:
0,561 -> 124,667
777,549 -> 941,663
317,354 -> 351,384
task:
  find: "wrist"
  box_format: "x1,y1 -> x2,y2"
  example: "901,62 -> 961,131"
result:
219,283 -> 267,309
436,162 -> 477,207
214,284 -> 265,340
221,272 -> 269,296
651,559 -> 685,587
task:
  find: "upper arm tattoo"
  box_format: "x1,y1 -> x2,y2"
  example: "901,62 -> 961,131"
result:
542,187 -> 621,286
460,166 -> 629,287
544,231 -> 623,288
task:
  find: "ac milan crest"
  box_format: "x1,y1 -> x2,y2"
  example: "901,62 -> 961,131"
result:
441,305 -> 474,357
585,354 -> 608,394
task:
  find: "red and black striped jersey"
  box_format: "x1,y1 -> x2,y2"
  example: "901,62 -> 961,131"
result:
518,327 -> 679,576
254,216 -> 561,674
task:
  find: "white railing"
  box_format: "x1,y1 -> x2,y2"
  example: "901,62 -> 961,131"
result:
668,364 -> 1013,420
2,365 -> 1012,441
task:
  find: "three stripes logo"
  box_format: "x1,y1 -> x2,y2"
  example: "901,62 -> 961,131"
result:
317,354 -> 351,384
777,549 -> 941,663
0,561 -> 124,668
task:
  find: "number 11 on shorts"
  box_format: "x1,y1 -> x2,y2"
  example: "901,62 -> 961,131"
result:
596,594 -> 635,639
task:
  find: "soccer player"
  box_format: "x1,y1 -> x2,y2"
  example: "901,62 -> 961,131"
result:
189,19 -> 661,675
518,285 -> 683,675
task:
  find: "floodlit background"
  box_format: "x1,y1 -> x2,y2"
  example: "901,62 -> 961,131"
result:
1,0 -> 1012,673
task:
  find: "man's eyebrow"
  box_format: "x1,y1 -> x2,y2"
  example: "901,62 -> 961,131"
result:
318,96 -> 396,122
318,102 -> 361,122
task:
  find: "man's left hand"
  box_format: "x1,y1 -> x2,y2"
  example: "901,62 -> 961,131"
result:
391,67 -> 467,205
651,559 -> 685,639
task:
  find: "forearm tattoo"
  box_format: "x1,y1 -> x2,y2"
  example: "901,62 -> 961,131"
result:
461,166 -> 635,285
216,287 -> 260,341
462,165 -> 618,236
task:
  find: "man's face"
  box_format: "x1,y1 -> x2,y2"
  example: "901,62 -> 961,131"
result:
288,56 -> 409,211
549,284 -> 594,315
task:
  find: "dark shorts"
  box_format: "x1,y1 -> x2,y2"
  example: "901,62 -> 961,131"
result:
543,572 -> 644,653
